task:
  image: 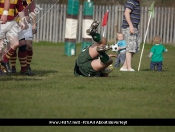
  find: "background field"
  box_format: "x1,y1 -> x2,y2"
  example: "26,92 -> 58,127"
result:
0,42 -> 175,132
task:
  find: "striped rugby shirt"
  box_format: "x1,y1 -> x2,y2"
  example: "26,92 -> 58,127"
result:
0,0 -> 23,21
22,0 -> 35,16
122,0 -> 140,29
15,0 -> 35,22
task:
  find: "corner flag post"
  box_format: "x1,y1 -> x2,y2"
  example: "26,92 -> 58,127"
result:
102,10 -> 109,37
138,1 -> 155,71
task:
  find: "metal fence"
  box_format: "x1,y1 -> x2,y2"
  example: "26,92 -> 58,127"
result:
34,4 -> 175,44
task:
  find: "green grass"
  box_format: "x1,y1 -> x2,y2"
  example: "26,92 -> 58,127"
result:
0,42 -> 175,132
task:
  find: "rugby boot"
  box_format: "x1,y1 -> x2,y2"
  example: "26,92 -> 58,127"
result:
11,68 -> 16,73
26,66 -> 34,76
1,61 -> 12,73
0,70 -> 6,76
86,21 -> 100,36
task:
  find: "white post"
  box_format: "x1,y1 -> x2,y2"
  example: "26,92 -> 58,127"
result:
138,14 -> 152,71
102,26 -> 106,37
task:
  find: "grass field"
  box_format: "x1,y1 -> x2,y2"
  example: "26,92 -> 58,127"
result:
0,42 -> 175,132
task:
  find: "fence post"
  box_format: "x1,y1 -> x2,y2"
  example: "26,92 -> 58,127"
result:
64,0 -> 79,56
166,7 -> 171,44
114,5 -> 118,43
174,7 -> 175,44
81,0 -> 94,50
170,8 -> 174,44
156,7 -> 161,42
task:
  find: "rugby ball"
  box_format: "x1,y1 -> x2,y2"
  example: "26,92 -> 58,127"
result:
111,44 -> 119,52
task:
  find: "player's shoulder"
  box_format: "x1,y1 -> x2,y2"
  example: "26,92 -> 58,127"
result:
126,0 -> 140,7
126,0 -> 137,4
151,44 -> 156,49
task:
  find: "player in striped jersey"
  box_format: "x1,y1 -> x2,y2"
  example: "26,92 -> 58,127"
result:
23,0 -> 36,75
0,0 -> 10,24
10,0 -> 36,75
0,0 -> 10,75
0,0 -> 27,75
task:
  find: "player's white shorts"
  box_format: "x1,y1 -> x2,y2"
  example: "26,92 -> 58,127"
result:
18,23 -> 33,41
0,21 -> 18,39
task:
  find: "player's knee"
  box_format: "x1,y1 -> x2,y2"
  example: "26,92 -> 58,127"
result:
27,44 -> 32,50
19,44 -> 27,52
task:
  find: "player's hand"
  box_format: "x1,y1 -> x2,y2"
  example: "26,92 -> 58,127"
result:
20,21 -> 28,30
129,26 -> 135,34
20,24 -> 28,30
108,54 -> 117,58
32,24 -> 37,34
0,15 -> 8,24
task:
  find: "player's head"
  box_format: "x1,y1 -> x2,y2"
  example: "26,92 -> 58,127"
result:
101,37 -> 107,45
117,32 -> 124,41
91,33 -> 107,46
153,36 -> 161,44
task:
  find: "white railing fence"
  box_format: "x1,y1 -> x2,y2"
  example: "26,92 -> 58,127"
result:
34,4 -> 175,44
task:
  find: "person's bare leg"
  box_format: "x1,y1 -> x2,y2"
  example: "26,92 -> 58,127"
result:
91,57 -> 113,71
89,37 -> 113,71
89,37 -> 107,58
86,21 -> 113,73
126,52 -> 132,70
121,58 -> 127,69
121,52 -> 134,71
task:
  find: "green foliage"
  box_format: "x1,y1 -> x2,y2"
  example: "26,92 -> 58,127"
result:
0,42 -> 175,131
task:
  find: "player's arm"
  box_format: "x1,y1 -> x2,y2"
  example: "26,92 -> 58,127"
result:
163,46 -> 168,52
148,47 -> 154,58
18,11 -> 27,29
108,54 -> 117,58
17,0 -> 27,30
124,8 -> 134,34
118,46 -> 126,50
147,52 -> 153,58
4,0 -> 10,11
29,0 -> 37,34
1,0 -> 10,24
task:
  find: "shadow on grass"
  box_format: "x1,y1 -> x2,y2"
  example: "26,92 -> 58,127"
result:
140,69 -> 150,71
33,70 -> 58,77
0,77 -> 42,82
0,70 -> 58,81
140,69 -> 169,72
